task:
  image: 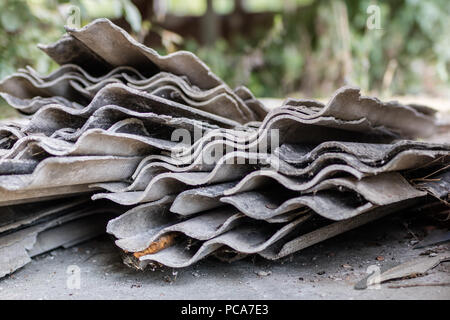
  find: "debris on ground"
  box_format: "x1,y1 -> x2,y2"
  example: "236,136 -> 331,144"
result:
355,252 -> 450,290
255,270 -> 272,277
414,229 -> 450,249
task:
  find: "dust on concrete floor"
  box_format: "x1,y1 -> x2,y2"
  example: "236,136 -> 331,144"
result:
0,214 -> 449,300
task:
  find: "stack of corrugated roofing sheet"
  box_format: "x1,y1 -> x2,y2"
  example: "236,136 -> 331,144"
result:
0,19 -> 448,275
0,196 -> 126,278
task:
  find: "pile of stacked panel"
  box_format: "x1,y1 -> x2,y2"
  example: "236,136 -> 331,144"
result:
0,19 -> 265,277
102,87 -> 449,269
0,19 -> 448,273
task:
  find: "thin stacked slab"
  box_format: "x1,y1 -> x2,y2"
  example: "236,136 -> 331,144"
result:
0,196 -> 125,278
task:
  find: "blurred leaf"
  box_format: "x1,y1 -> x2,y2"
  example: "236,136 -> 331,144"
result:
1,11 -> 22,32
121,0 -> 141,33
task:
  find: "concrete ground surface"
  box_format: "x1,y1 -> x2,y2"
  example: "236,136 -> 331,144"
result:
0,213 -> 449,300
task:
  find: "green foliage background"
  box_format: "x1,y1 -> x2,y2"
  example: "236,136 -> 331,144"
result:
0,0 -> 449,119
